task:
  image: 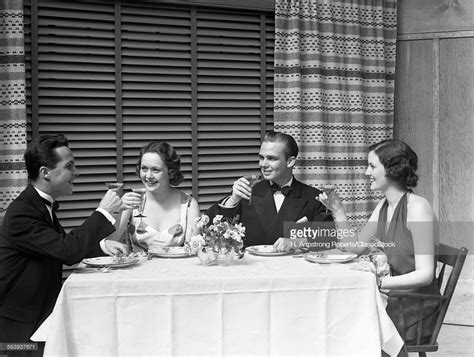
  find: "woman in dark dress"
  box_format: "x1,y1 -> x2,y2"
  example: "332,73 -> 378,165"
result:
319,139 -> 440,355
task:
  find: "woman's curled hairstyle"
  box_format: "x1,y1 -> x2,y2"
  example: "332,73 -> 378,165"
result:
136,141 -> 184,186
369,139 -> 418,189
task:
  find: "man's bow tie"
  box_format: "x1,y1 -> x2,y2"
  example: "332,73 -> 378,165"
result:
41,198 -> 59,211
269,183 -> 291,196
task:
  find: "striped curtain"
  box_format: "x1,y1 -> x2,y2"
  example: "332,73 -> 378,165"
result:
274,0 -> 397,226
0,0 -> 28,224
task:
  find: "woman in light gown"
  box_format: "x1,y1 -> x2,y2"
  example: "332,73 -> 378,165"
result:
319,139 -> 441,356
114,141 -> 200,250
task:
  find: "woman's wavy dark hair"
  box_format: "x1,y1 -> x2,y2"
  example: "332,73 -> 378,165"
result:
369,139 -> 418,189
135,142 -> 184,186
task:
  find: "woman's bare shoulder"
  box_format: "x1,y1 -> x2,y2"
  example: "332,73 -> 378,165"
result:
179,190 -> 190,203
407,193 -> 435,221
179,190 -> 198,206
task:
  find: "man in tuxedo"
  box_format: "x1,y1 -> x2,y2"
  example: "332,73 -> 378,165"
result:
0,134 -> 129,355
206,131 -> 334,252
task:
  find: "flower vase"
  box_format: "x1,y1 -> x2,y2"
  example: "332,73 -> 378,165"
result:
197,247 -> 234,266
197,247 -> 217,266
216,248 -> 234,266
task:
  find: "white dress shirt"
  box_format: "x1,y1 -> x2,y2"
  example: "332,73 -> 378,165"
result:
272,177 -> 293,212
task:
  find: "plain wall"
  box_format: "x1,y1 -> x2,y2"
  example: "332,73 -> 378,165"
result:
395,0 -> 474,325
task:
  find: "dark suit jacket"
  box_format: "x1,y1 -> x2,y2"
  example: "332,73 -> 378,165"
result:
206,178 -> 335,247
0,184 -> 115,341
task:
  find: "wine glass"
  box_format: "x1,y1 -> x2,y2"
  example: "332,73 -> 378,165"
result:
244,173 -> 262,205
320,184 -> 336,214
132,188 -> 147,234
105,182 -> 123,191
131,188 -> 147,216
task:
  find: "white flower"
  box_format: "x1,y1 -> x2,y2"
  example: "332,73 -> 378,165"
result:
213,215 -> 223,225
194,217 -> 204,229
234,223 -> 246,237
201,214 -> 210,225
231,231 -> 242,242
187,234 -> 205,253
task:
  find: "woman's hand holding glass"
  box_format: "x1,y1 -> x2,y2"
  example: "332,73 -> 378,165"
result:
121,191 -> 145,211
121,189 -> 147,234
318,185 -> 344,215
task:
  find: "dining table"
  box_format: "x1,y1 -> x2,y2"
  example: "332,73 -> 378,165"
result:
32,251 -> 403,356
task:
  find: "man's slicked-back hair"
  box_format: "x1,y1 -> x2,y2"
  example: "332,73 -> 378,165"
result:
262,131 -> 299,159
24,134 -> 69,181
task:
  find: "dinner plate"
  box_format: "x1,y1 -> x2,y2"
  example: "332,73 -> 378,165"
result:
82,256 -> 139,268
304,251 -> 357,264
148,246 -> 190,258
246,245 -> 291,256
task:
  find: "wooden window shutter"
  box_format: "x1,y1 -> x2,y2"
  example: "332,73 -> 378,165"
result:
24,0 -> 274,229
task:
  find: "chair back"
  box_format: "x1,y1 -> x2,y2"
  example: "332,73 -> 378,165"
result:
429,243 -> 468,344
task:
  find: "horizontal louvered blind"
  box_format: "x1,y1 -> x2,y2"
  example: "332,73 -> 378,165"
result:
24,0 -> 274,228
120,4 -> 193,195
196,9 -> 267,207
26,1 -> 117,228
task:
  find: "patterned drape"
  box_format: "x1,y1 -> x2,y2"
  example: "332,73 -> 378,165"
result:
0,0 -> 27,224
274,0 -> 397,225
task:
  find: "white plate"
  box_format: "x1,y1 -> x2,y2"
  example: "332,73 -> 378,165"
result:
148,246 -> 190,258
82,256 -> 139,268
304,251 -> 357,264
246,245 -> 291,256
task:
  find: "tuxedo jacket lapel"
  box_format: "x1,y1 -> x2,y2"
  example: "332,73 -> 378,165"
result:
251,181 -> 279,238
252,179 -> 309,240
51,211 -> 65,234
278,180 -> 307,220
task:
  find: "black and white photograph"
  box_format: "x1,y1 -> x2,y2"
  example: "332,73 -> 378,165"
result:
0,0 -> 472,356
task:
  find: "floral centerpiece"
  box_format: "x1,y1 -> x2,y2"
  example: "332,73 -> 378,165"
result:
351,235 -> 391,289
186,214 -> 245,266
367,235 -> 391,288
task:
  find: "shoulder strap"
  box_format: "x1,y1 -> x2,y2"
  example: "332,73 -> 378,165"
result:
180,192 -> 192,236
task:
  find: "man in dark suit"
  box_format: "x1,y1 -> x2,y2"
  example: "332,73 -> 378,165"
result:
206,131 -> 334,252
0,134 -> 129,355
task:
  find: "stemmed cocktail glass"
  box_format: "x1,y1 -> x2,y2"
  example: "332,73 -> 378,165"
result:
105,182 -> 123,191
244,173 -> 262,205
105,182 -> 123,213
132,188 -> 147,234
320,184 -> 336,214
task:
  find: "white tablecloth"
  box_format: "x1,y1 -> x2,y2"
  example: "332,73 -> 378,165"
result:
33,254 -> 402,356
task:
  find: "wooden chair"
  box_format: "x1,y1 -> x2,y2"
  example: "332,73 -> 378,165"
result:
387,243 -> 468,357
